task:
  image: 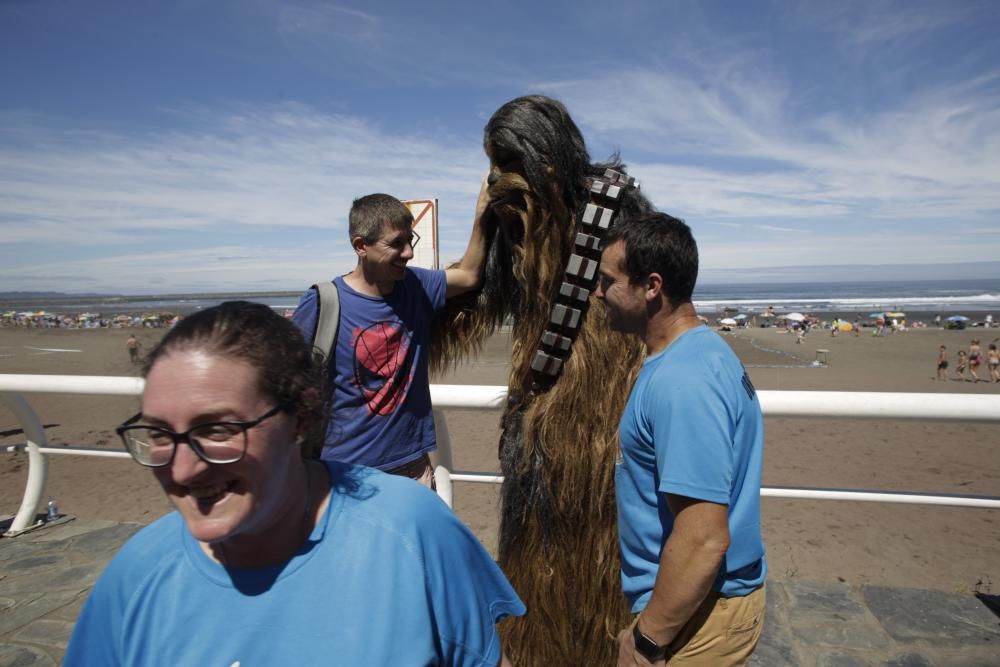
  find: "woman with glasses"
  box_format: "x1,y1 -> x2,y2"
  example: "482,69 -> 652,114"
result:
64,301 -> 523,666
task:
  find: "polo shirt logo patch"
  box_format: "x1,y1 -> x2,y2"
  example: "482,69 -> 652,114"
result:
741,371 -> 756,401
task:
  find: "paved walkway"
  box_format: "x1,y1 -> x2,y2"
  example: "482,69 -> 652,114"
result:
1,517 -> 998,666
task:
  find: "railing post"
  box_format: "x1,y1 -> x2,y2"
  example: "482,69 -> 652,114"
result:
430,408 -> 454,470
430,408 -> 455,508
1,393 -> 49,535
435,465 -> 454,509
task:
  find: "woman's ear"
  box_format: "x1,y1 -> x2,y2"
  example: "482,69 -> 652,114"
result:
294,387 -> 320,437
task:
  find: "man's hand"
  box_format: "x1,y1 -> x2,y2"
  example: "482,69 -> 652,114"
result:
444,175 -> 490,298
474,174 -> 491,225
616,623 -> 665,667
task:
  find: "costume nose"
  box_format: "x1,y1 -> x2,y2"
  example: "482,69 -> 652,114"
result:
487,169 -> 500,186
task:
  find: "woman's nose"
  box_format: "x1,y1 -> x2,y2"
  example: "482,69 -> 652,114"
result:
168,440 -> 210,482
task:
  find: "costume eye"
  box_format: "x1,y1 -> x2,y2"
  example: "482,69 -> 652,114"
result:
491,147 -> 520,172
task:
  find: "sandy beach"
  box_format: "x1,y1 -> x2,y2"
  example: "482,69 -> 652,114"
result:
1,323 -> 998,595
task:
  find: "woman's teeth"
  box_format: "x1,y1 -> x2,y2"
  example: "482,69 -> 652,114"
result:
189,481 -> 232,502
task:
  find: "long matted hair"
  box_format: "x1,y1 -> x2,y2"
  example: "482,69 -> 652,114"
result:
431,95 -> 654,666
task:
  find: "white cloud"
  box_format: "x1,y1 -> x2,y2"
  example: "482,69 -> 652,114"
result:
755,224 -> 806,234
0,243 -> 356,294
277,3 -> 383,49
542,61 -> 1000,229
803,2 -> 972,49
0,103 -> 489,292
0,103 -> 486,243
3,5 -> 999,293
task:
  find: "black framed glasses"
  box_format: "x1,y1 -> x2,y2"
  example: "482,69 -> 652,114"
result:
115,404 -> 287,467
382,229 -> 420,251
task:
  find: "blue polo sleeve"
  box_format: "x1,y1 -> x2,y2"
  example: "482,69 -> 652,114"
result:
649,369 -> 735,506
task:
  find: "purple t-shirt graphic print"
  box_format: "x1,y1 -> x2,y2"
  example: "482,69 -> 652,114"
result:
353,320 -> 415,416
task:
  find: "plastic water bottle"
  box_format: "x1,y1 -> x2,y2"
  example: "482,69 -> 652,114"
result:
46,497 -> 59,522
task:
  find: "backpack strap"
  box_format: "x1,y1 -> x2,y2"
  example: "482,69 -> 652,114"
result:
310,281 -> 341,361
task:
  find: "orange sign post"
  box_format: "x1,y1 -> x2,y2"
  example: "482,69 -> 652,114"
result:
402,199 -> 439,270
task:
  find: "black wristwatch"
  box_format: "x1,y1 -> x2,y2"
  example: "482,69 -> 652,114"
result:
632,623 -> 672,662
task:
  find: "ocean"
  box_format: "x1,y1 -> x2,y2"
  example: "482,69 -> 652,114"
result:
4,278 -> 1000,318
692,278 -> 1000,316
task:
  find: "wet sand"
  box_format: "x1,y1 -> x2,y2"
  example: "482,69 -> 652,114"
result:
1,324 -> 998,593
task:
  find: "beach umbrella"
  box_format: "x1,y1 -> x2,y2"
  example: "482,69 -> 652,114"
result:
719,318 -> 737,326
888,312 -> 906,318
733,314 -> 748,320
783,312 -> 806,322
946,315 -> 969,321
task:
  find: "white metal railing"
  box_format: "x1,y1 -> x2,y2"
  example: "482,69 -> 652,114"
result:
2,375 -> 999,536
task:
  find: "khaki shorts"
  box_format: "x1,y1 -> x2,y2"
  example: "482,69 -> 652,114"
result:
652,584 -> 766,666
385,453 -> 436,490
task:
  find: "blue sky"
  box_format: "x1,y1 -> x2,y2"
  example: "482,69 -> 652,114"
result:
2,0 -> 999,293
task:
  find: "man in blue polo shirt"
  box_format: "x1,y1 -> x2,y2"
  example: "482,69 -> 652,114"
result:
293,189 -> 487,487
594,212 -> 766,665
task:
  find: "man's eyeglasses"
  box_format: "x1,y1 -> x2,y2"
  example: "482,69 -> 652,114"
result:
115,404 -> 287,467
382,229 -> 420,251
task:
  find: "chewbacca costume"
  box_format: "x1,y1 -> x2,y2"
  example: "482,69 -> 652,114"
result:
431,96 -> 654,666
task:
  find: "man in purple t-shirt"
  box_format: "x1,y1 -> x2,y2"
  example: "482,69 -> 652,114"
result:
293,189 -> 487,487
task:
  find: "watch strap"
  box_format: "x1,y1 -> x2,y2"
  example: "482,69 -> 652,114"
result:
632,622 -> 671,662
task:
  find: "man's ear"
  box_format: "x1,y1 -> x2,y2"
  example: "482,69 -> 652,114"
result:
351,236 -> 367,257
645,272 -> 664,302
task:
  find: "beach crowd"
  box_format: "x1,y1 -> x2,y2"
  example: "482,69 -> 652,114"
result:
939,339 -> 1000,383
0,311 -> 179,329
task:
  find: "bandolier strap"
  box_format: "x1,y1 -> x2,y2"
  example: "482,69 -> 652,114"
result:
530,168 -> 638,387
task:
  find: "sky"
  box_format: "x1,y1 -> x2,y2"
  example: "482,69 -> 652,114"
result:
2,0 -> 999,294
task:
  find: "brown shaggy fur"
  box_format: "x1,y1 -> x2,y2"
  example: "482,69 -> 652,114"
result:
430,96 -> 654,666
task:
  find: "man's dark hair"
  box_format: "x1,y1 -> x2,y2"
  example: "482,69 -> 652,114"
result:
142,301 -> 329,457
349,193 -> 413,244
603,212 -> 699,307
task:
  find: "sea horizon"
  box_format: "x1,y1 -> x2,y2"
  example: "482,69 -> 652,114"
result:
3,277 -> 1000,317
